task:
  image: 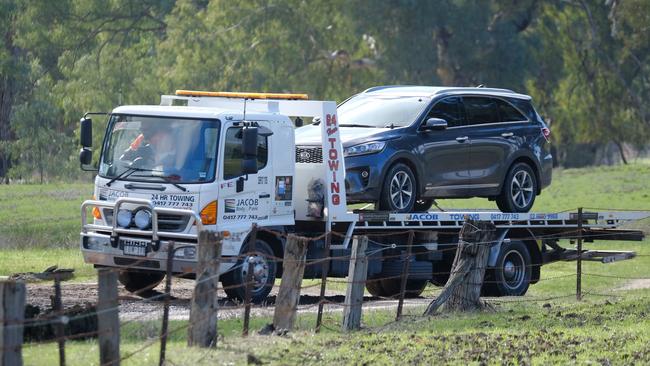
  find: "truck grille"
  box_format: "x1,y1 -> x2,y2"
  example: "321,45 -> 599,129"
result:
103,209 -> 190,232
296,146 -> 323,163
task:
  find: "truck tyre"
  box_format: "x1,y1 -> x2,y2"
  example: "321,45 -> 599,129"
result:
483,240 -> 531,296
378,163 -> 417,213
365,278 -> 427,298
496,162 -> 537,213
222,239 -> 276,303
413,199 -> 434,212
118,270 -> 164,294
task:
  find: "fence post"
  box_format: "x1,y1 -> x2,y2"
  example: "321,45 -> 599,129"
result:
188,230 -> 222,347
1,280 -> 25,366
342,235 -> 368,332
242,224 -> 257,337
97,269 -> 120,366
273,235 -> 309,331
396,230 -> 414,321
315,232 -> 331,332
576,207 -> 583,301
159,241 -> 174,366
53,275 -> 65,366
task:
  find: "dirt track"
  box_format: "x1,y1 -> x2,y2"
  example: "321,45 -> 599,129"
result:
26,279 -> 432,322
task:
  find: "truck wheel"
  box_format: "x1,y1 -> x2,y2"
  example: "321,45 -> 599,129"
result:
483,241 -> 531,296
496,163 -> 537,213
222,239 -> 276,303
118,270 -> 164,294
365,278 -> 427,298
413,199 -> 434,212
378,163 -> 417,213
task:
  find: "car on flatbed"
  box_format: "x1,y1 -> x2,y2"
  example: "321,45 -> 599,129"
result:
295,85 -> 553,213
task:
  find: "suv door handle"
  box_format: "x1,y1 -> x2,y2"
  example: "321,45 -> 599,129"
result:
501,132 -> 514,138
456,136 -> 469,143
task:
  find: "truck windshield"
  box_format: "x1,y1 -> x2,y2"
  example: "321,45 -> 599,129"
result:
337,94 -> 430,128
99,114 -> 220,184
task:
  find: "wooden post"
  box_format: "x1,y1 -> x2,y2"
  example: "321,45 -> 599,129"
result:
424,219 -> 495,315
1,281 -> 25,366
576,207 -> 583,301
273,235 -> 309,331
242,224 -> 257,337
188,231 -> 222,347
159,242 -> 174,366
396,230 -> 414,320
342,236 -> 368,331
97,269 -> 120,366
315,232 -> 331,332
52,276 -> 65,366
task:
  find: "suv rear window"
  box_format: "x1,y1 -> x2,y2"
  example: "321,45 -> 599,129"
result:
463,97 -> 499,125
496,99 -> 526,122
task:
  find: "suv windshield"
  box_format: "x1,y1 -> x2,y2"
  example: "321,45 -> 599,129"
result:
338,94 -> 429,128
99,114 -> 220,184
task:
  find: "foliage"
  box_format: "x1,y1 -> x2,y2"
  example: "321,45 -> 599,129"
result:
0,0 -> 649,182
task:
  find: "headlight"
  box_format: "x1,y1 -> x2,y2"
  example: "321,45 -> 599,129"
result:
343,141 -> 386,157
116,209 -> 133,228
134,209 -> 152,230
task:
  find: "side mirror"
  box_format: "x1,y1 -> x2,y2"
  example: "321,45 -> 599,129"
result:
423,118 -> 448,130
242,127 -> 258,157
241,126 -> 259,175
79,148 -> 92,165
80,117 -> 92,147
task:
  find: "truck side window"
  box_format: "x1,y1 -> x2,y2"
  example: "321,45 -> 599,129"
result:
223,126 -> 268,179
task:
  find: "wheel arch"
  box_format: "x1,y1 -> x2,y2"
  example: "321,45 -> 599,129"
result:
380,153 -> 422,196
506,155 -> 542,195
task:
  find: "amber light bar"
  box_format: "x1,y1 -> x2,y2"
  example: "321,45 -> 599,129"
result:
175,90 -> 309,100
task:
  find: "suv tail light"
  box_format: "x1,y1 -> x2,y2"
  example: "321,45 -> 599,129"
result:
541,127 -> 551,142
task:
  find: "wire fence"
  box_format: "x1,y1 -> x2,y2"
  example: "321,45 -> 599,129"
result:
1,214 -> 649,365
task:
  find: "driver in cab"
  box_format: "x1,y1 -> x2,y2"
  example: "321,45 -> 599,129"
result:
120,122 -> 175,168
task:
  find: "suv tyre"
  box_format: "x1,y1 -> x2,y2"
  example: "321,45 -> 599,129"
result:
496,163 -> 537,213
378,163 -> 416,213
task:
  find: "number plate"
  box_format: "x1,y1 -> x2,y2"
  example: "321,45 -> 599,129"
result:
121,238 -> 149,257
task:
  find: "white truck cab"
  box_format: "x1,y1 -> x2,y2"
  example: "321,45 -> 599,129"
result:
79,90 -> 648,302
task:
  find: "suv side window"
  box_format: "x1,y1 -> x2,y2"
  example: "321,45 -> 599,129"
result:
496,99 -> 527,122
463,96 -> 499,125
427,96 -> 464,127
223,126 -> 268,179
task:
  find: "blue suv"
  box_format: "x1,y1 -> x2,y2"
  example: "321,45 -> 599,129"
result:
295,86 -> 553,213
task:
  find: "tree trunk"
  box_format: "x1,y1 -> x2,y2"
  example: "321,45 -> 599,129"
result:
614,140 -> 628,165
424,219 -> 496,315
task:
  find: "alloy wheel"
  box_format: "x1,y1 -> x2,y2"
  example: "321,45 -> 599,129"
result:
510,170 -> 534,209
390,171 -> 413,210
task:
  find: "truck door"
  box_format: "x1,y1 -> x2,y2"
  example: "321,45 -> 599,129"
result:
218,121 -> 272,227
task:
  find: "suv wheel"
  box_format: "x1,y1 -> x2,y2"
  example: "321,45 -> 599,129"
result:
496,163 -> 537,213
378,163 -> 416,213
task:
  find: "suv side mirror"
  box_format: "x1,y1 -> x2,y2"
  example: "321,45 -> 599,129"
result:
80,117 -> 92,147
241,127 -> 259,175
423,118 -> 448,130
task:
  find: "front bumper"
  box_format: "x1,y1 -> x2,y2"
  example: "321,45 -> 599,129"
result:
344,152 -> 388,203
80,198 -> 235,274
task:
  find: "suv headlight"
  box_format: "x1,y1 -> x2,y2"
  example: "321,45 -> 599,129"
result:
343,141 -> 386,157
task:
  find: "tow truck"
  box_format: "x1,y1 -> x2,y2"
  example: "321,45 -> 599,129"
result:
79,90 -> 649,302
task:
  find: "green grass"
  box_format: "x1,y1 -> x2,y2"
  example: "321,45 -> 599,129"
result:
5,162 -> 650,364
